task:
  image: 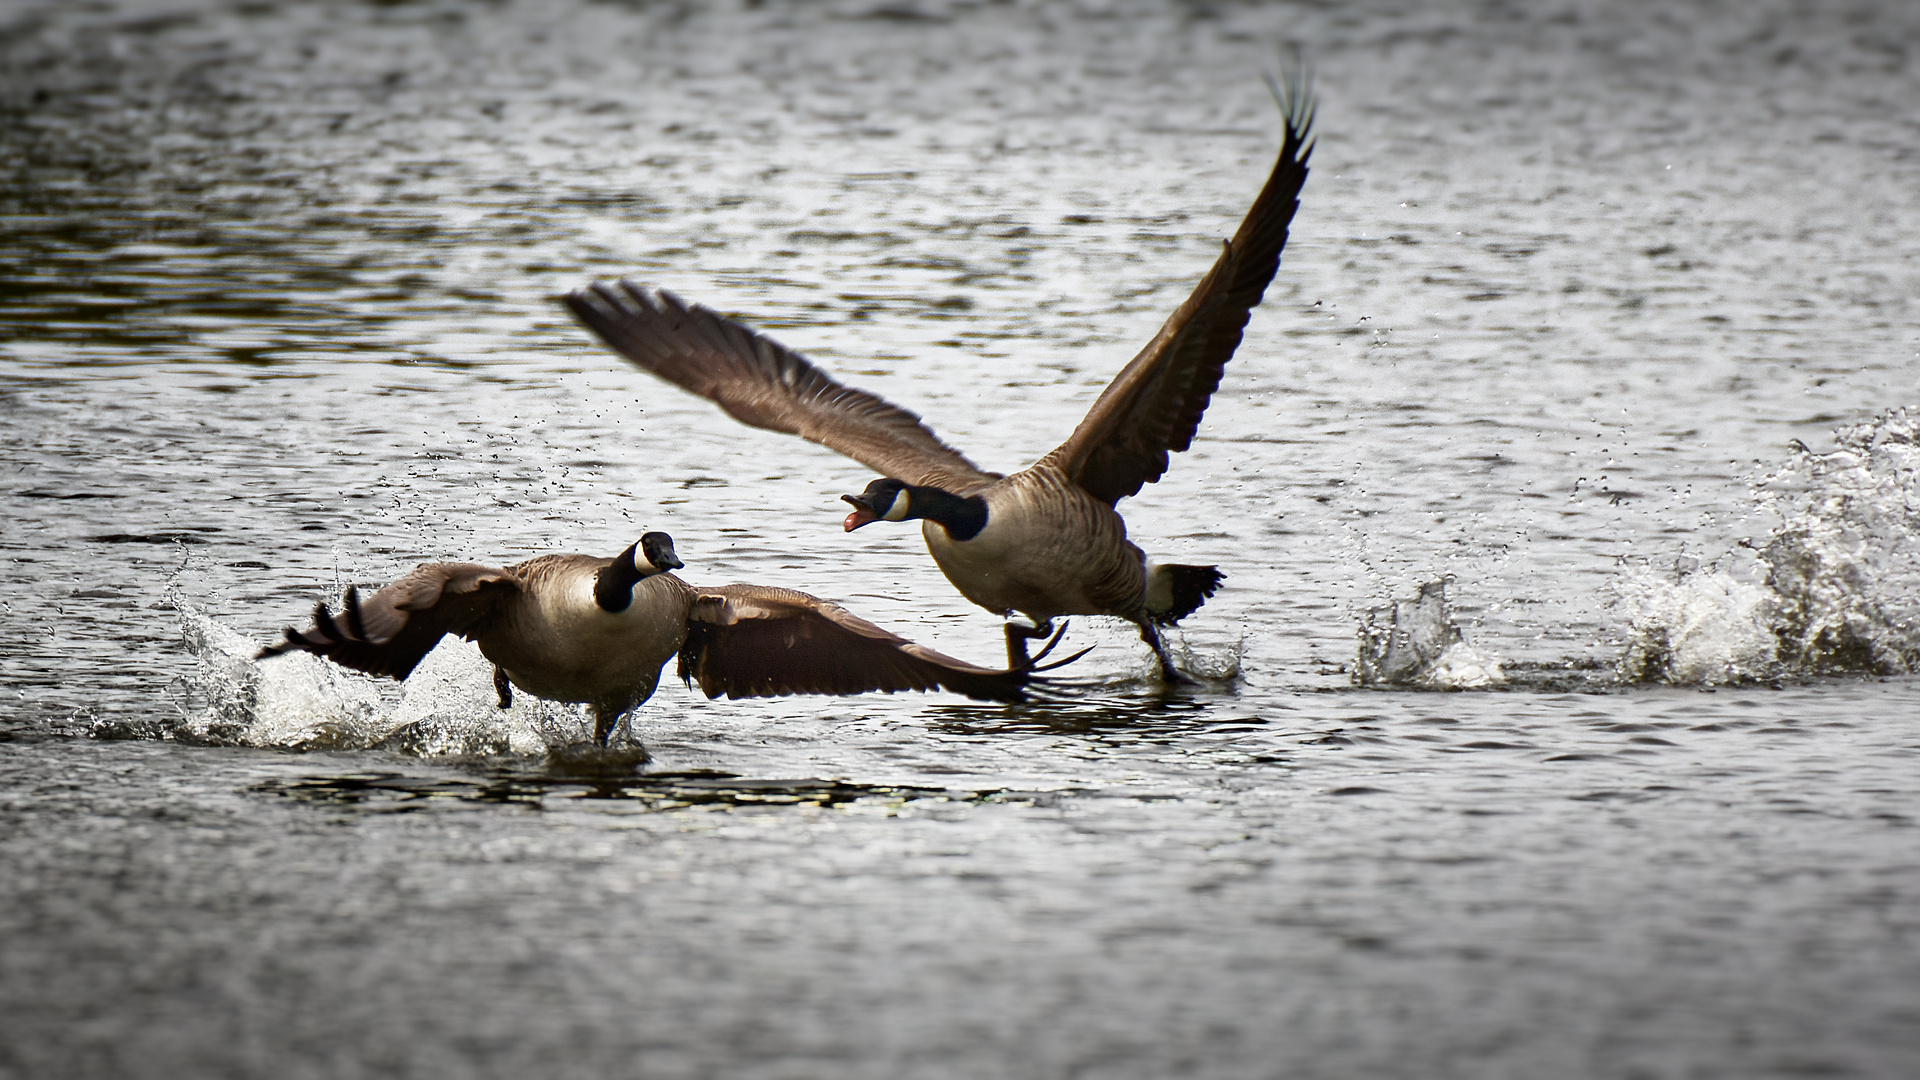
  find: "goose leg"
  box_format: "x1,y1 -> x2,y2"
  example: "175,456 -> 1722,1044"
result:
1004,618 -> 1057,669
493,666 -> 513,709
1138,620 -> 1193,685
591,705 -> 620,747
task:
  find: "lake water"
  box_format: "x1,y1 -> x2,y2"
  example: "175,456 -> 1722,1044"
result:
3,1 -> 1918,1077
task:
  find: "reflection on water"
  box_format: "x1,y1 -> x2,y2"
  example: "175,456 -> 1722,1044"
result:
4,0 -> 1920,1077
922,692 -> 1243,738
259,767 -> 1085,813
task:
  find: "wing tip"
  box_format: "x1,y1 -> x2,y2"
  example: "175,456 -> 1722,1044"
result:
253,627 -> 308,662
565,277 -> 689,326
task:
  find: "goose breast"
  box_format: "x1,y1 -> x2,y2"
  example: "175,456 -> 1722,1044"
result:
923,468 -> 1145,622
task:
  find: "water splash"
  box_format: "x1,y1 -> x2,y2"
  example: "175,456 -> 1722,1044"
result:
1757,408 -> 1920,675
1355,579 -> 1506,689
164,600 -> 387,748
1611,558 -> 1776,685
153,590 -> 604,756
1613,408 -> 1920,684
1171,630 -> 1245,684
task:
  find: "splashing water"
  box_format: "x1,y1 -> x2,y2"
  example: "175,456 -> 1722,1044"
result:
1610,408 -> 1920,685
1355,579 -> 1506,689
152,589 -> 605,756
1170,630 -> 1245,684
1758,408 -> 1920,675
1358,402 -> 1920,690
1610,559 -> 1777,685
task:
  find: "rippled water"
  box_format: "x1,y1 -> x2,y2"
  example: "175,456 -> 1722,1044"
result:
4,1 -> 1919,1077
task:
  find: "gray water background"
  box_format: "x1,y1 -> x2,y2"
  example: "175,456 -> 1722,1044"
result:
3,0 -> 1919,1076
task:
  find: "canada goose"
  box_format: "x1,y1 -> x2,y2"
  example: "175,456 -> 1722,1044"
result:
564,73 -> 1314,681
256,532 -> 1056,745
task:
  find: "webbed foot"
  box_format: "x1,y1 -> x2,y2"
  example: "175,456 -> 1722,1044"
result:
1021,620 -> 1093,673
1004,617 -> 1056,669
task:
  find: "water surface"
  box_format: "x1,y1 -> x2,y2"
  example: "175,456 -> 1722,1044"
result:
3,1 -> 1918,1077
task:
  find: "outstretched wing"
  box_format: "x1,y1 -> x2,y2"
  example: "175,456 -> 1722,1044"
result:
566,281 -> 1000,494
678,583 -> 1033,702
255,562 -> 519,680
1046,68 -> 1317,505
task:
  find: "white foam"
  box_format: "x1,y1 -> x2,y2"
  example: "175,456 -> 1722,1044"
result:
1421,641 -> 1506,690
1612,563 -> 1776,685
175,601 -> 389,748
1756,408 -> 1920,674
172,594 -> 598,755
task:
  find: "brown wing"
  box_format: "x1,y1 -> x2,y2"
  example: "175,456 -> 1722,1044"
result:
1046,69 -> 1316,505
255,562 -> 520,680
677,583 -> 1031,702
565,281 -> 1000,494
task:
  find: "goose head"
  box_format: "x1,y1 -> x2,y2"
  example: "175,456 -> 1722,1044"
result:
841,478 -> 912,531
635,530 -> 683,574
595,531 -> 684,612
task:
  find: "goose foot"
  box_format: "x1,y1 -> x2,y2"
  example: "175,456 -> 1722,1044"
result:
1021,620 -> 1093,674
999,619 -> 1094,677
1139,621 -> 1196,686
1004,618 -> 1053,668
493,666 -> 513,709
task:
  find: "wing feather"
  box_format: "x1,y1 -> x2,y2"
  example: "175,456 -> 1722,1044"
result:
678,583 -> 1031,702
1047,68 -> 1316,505
566,282 -> 999,494
255,562 -> 519,680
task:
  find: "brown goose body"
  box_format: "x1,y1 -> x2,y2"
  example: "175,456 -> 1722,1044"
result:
475,555 -> 692,717
923,467 -> 1144,623
565,72 -> 1315,680
258,533 -> 1042,746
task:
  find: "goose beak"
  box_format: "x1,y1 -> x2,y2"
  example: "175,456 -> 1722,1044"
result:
841,493 -> 878,531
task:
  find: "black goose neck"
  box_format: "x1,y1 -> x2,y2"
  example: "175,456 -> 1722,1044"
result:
594,558 -> 644,612
911,486 -> 989,542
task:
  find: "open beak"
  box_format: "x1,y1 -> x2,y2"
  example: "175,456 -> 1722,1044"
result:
841,494 -> 878,531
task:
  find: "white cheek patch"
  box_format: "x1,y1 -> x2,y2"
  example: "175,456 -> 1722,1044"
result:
884,492 -> 911,521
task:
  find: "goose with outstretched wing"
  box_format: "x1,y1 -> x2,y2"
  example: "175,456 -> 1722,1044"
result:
565,72 -> 1314,681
